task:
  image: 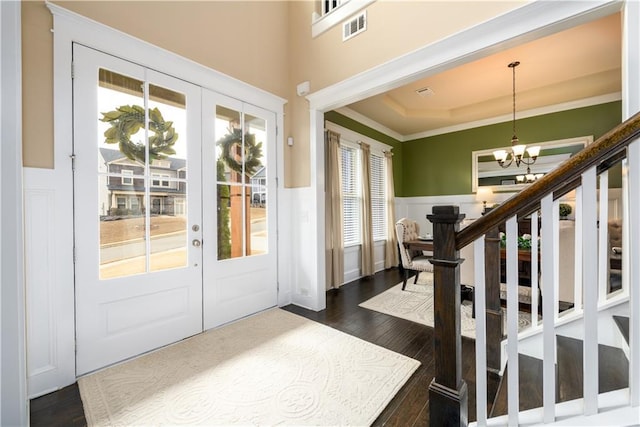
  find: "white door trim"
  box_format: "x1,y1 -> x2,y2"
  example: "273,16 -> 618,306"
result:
27,2 -> 286,396
1,0 -> 28,421
301,0 -> 627,311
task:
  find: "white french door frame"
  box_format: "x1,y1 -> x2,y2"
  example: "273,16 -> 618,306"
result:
28,4 -> 287,396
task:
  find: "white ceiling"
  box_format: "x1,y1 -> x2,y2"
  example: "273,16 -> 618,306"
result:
343,13 -> 621,140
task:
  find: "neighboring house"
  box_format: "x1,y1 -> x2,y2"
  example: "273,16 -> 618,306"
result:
250,166 -> 266,206
98,148 -> 186,217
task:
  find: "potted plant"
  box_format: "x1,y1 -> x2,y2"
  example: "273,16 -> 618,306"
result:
559,203 -> 572,219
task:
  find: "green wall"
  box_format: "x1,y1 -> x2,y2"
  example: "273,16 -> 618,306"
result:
401,101 -> 622,196
324,111 -> 404,194
326,101 -> 622,197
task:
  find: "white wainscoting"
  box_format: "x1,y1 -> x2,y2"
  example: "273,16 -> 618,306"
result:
395,194 -> 496,234
24,167 -> 75,398
343,241 -> 387,284
395,190 -> 623,235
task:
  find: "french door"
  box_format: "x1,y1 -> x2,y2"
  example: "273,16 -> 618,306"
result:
73,44 -> 278,375
73,44 -> 203,375
201,92 -> 278,329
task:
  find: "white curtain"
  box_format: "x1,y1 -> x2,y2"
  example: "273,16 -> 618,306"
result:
384,151 -> 399,268
325,130 -> 344,289
360,142 -> 375,276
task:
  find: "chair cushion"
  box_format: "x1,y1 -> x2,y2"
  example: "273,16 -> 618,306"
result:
407,255 -> 433,272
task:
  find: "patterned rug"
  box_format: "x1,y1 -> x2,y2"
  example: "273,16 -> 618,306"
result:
359,273 -> 533,339
78,308 -> 420,426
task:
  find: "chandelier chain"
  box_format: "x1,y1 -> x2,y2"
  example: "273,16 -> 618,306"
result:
512,63 -> 516,138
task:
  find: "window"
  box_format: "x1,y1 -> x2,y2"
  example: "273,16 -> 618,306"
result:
121,169 -> 133,185
369,153 -> 386,241
323,0 -> 344,15
152,173 -> 171,187
340,144 -> 387,246
116,197 -> 126,209
130,197 -> 140,212
341,145 -> 360,246
312,0 -> 375,38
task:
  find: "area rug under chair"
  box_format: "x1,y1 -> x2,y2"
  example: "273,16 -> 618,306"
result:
78,308 -> 420,426
359,273 -> 533,339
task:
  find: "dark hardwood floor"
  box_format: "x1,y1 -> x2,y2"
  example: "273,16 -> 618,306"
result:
33,268 -> 482,426
31,268 -> 628,425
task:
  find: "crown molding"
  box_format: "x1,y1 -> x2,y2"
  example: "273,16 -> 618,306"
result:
334,107 -> 404,141
404,92 -> 622,141
335,92 -> 621,142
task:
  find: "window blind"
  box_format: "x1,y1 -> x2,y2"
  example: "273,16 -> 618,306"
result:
369,153 -> 386,241
340,145 -> 360,246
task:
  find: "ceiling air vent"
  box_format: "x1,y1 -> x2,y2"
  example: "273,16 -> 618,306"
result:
416,87 -> 435,97
343,11 -> 366,41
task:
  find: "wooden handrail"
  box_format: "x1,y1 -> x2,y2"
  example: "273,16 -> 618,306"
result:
457,111 -> 640,250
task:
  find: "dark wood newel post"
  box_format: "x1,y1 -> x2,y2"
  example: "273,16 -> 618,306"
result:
427,206 -> 468,427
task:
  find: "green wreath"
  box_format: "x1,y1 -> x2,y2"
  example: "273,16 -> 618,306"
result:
101,105 -> 178,162
217,127 -> 263,175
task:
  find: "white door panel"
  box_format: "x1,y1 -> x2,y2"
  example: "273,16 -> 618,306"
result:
202,91 -> 278,330
73,44 -> 203,375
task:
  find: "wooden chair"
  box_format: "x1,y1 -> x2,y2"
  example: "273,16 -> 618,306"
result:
395,218 -> 433,290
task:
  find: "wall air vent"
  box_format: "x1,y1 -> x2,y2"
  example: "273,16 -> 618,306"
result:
343,11 -> 367,41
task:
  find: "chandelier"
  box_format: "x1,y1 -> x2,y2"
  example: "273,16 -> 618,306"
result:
493,61 -> 540,169
516,166 -> 544,183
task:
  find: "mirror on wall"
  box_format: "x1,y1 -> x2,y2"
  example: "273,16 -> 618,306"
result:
472,135 -> 593,193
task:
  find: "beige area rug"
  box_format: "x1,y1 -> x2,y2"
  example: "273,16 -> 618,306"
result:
359,273 -> 533,339
78,308 -> 420,426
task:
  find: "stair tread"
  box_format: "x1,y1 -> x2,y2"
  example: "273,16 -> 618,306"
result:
490,334 -> 629,418
613,315 -> 630,345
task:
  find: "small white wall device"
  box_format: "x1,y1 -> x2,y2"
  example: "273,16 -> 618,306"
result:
296,81 -> 310,96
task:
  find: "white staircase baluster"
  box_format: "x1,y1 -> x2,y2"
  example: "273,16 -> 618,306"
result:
531,212 -> 539,328
474,236 -> 487,426
506,215 -> 519,426
582,166 -> 599,415
574,186 -> 583,312
541,194 -> 557,423
553,199 -> 561,321
598,171 -> 609,304
628,139 -> 640,407
623,158 -> 631,299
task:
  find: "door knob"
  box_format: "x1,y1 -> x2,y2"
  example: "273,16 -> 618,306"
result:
192,239 -> 201,247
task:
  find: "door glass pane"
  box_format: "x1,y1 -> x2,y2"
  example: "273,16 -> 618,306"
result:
215,107 -> 270,260
98,69 -> 147,280
99,182 -> 147,280
98,69 -> 145,168
150,180 -> 187,272
217,183 -> 246,260
245,113 -> 267,256
147,83 -> 188,272
215,106 -> 243,184
97,70 -> 191,277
